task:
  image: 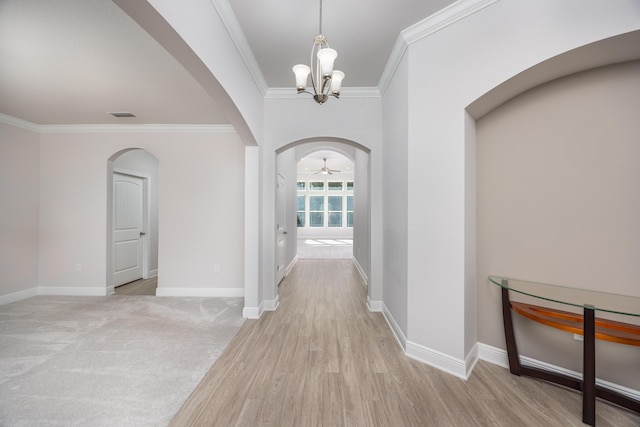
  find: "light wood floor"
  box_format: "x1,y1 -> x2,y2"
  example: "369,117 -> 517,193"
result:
113,276 -> 157,295
170,260 -> 640,426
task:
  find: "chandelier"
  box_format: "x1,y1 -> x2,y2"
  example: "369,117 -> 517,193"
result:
292,0 -> 345,104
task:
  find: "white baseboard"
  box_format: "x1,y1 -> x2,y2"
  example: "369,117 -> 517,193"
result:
0,287 -> 38,305
381,301 -> 476,380
149,269 -> 158,278
106,285 -> 115,295
478,343 -> 640,401
155,287 -> 244,297
263,295 -> 279,311
285,257 -> 297,276
243,305 -> 261,319
406,339 -> 470,380
367,296 -> 382,312
38,286 -> 109,296
352,257 -> 368,285
382,302 -> 407,348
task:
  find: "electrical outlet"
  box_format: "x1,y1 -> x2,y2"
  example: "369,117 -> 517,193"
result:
214,265 -> 220,273
573,333 -> 584,341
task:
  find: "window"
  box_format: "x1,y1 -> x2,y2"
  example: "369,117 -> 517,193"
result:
297,195 -> 305,227
347,195 -> 354,227
328,181 -> 343,191
328,196 -> 342,227
297,176 -> 354,230
309,181 -> 324,191
309,195 -> 324,227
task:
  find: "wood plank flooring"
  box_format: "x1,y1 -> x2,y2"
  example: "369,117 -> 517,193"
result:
170,260 -> 640,426
114,276 -> 157,295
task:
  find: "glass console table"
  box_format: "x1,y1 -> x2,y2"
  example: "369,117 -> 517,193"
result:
489,276 -> 640,426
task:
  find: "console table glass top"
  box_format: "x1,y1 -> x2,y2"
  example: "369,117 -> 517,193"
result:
488,276 -> 640,318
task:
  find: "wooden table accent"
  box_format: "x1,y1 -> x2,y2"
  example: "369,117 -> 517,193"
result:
499,282 -> 640,426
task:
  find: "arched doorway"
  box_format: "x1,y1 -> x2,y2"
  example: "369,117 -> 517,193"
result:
275,138 -> 372,301
106,148 -> 159,295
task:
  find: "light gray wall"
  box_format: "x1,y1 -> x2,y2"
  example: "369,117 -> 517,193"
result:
0,122 -> 40,300
381,53 -> 409,336
477,60 -> 640,389
113,149 -> 159,274
353,149 -> 370,283
37,129 -> 245,293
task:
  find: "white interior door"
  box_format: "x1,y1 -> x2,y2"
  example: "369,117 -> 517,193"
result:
113,173 -> 144,286
276,174 -> 287,285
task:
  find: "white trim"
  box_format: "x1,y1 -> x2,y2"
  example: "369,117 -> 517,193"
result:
263,294 -> 280,311
149,269 -> 158,278
265,87 -> 381,99
378,35 -> 410,96
39,124 -> 236,134
106,285 -> 115,295
285,256 -> 298,276
406,340 -> 469,380
478,343 -> 640,402
0,288 -> 38,305
155,287 -> 244,297
366,296 -> 382,312
0,113 -> 40,132
402,0 -> 498,45
211,0 -> 268,96
243,306 -> 261,319
477,342 -> 509,368
382,302 -> 407,349
464,343 -> 480,379
38,286 -> 109,296
352,257 -> 368,285
378,0 -> 499,95
0,112 -> 236,134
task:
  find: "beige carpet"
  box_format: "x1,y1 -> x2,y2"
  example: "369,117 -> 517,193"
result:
0,295 -> 244,426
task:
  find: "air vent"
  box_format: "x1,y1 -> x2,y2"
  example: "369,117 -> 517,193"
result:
108,112 -> 136,118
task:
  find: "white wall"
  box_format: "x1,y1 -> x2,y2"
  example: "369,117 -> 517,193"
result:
37,128 -> 245,295
0,121 -> 40,302
381,53 -> 409,337
477,61 -> 640,389
380,0 -> 640,377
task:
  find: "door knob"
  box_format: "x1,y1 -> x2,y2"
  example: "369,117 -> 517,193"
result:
140,232 -> 146,236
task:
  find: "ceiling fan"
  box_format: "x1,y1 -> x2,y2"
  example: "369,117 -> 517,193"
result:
313,158 -> 341,175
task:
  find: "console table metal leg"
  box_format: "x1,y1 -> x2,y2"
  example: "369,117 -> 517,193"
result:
583,305 -> 596,426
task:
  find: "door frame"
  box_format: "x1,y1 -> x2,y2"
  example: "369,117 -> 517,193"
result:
106,168 -> 151,293
275,173 -> 287,285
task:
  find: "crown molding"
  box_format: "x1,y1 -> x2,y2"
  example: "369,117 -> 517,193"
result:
266,87 -> 380,99
211,0 -> 268,96
0,113 -> 235,134
378,0 -> 499,95
38,124 -> 236,134
0,112 -> 41,133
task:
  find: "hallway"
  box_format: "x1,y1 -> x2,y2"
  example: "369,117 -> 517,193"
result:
169,259 -> 639,426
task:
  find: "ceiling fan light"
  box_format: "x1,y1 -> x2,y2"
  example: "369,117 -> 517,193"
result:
317,48 -> 337,78
329,70 -> 344,95
292,64 -> 311,91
